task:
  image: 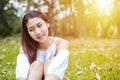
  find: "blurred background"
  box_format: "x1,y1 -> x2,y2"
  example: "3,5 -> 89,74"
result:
0,0 -> 120,80
0,0 -> 120,39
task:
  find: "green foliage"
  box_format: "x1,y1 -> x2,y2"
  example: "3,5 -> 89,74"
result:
0,36 -> 120,80
1,0 -> 120,38
0,0 -> 20,38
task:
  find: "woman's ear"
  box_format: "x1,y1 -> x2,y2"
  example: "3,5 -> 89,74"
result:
47,23 -> 50,28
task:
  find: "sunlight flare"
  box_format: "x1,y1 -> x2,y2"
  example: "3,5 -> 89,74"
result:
95,0 -> 114,15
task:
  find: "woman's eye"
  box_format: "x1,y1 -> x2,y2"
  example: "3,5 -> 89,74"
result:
38,24 -> 42,27
29,29 -> 34,32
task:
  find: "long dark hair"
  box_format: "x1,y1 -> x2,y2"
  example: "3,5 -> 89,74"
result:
22,11 -> 49,64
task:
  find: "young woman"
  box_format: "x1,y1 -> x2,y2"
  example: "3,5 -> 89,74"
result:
16,11 -> 69,80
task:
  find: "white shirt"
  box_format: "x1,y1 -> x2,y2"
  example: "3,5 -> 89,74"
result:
16,37 -> 69,80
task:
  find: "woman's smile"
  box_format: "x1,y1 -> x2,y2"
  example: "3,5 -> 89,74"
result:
36,34 -> 44,39
27,17 -> 49,43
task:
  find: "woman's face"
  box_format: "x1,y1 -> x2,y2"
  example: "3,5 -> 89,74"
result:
27,17 -> 49,43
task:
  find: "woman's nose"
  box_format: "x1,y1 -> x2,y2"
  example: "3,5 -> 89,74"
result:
35,28 -> 41,35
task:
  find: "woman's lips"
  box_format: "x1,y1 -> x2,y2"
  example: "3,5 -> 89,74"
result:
37,34 -> 44,39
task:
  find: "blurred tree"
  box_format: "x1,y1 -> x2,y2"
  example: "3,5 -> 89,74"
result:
59,0 -> 71,36
1,0 -> 119,38
114,0 -> 120,38
24,0 -> 60,36
0,0 -> 19,38
75,0 -> 86,38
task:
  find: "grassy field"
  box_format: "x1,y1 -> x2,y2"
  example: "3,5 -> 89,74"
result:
0,37 -> 120,80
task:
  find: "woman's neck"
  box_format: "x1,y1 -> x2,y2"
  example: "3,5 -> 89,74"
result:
38,36 -> 54,50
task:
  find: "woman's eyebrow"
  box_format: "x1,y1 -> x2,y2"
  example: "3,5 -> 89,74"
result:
27,22 -> 42,29
36,22 -> 42,25
27,26 -> 34,29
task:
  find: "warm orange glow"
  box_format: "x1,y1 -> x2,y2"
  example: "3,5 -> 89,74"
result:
95,0 -> 114,16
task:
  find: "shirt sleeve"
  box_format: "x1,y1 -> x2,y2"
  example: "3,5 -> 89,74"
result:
16,53 -> 30,79
47,49 -> 69,80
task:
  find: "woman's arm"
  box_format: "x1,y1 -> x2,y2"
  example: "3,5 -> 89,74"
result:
17,78 -> 26,80
56,38 -> 69,54
46,38 -> 69,80
16,48 -> 30,80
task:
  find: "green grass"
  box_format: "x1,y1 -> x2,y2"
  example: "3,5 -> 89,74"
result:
0,36 -> 20,80
66,38 -> 120,80
0,37 -> 120,80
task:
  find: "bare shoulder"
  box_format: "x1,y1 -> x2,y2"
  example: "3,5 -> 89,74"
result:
56,37 -> 69,50
17,78 -> 26,80
19,46 -> 24,54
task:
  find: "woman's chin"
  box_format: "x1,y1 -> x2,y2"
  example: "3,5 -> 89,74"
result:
37,36 -> 47,43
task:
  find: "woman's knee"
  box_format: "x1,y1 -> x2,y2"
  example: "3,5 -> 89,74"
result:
28,60 -> 44,80
29,60 -> 44,73
44,59 -> 52,67
30,60 -> 43,68
45,74 -> 60,80
44,59 -> 52,77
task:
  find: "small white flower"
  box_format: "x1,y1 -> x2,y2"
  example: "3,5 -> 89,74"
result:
89,63 -> 96,70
